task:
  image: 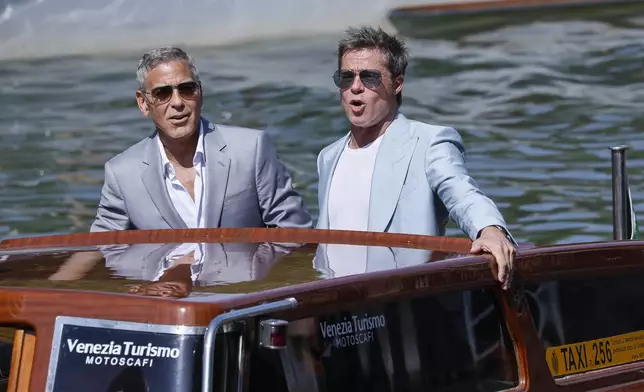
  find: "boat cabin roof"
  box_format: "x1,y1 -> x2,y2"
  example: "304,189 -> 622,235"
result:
0,228 -> 485,303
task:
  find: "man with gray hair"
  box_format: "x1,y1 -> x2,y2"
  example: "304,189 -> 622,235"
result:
316,27 -> 516,289
91,46 -> 312,232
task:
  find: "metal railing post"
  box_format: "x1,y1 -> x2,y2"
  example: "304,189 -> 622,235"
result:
610,145 -> 629,240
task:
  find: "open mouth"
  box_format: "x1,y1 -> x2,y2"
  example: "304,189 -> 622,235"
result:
349,100 -> 365,108
169,114 -> 189,121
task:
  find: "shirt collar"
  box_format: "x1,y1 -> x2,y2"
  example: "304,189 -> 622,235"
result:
157,121 -> 206,179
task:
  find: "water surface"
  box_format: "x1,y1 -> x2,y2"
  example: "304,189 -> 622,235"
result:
2,3 -> 644,246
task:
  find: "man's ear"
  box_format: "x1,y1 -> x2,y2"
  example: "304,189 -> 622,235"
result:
394,75 -> 404,95
136,90 -> 150,117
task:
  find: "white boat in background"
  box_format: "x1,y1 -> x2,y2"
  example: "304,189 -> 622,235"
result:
387,0 -> 644,38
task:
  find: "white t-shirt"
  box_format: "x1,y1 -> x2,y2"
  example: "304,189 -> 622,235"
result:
326,134 -> 383,277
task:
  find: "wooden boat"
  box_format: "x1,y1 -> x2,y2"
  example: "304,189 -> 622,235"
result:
0,227 -> 642,391
0,146 -> 638,392
387,0 -> 644,39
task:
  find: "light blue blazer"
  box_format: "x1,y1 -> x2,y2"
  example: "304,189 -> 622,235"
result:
314,113 -> 513,276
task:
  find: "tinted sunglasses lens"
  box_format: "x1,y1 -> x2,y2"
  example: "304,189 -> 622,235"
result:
334,70 -> 356,89
151,86 -> 173,103
360,70 -> 382,89
178,82 -> 199,99
333,70 -> 382,89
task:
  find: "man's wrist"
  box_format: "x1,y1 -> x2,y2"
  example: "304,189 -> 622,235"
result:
479,225 -> 513,242
492,225 -> 516,246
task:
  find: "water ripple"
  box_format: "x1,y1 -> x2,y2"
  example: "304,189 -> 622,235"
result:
2,14 -> 644,246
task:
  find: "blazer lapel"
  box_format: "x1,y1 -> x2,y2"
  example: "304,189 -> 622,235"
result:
316,134 -> 350,229
369,114 -> 418,232
141,135 -> 187,229
203,121 -> 231,228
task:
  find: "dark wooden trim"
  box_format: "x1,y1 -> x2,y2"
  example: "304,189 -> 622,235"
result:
220,257 -> 496,320
517,240 -> 644,280
500,282 -> 562,391
495,286 -> 530,391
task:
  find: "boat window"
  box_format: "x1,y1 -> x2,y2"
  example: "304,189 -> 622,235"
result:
0,327 -> 17,392
249,288 -> 518,392
210,331 -> 244,392
525,273 -> 644,378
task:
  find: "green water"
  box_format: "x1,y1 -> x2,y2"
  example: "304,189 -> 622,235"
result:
2,14 -> 644,247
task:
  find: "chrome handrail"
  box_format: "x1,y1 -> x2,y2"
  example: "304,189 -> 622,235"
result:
201,297 -> 298,392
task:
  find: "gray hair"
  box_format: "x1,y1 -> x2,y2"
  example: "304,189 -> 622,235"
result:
136,46 -> 201,90
337,26 -> 408,106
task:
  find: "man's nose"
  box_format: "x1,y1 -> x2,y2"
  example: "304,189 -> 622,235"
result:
350,74 -> 365,93
169,88 -> 183,107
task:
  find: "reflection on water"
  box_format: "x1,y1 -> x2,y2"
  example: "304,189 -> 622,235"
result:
2,13 -> 644,247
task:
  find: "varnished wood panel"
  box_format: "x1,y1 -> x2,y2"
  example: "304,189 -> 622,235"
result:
16,332 -> 34,392
7,329 -> 35,392
0,228 -> 473,254
7,329 -> 22,392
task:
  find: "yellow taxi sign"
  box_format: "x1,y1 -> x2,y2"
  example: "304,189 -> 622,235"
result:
546,330 -> 644,377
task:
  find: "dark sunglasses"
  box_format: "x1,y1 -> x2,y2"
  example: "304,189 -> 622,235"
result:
143,81 -> 200,104
333,69 -> 382,89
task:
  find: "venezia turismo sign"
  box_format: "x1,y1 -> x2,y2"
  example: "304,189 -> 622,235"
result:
319,313 -> 387,348
45,317 -> 207,392
67,338 -> 181,367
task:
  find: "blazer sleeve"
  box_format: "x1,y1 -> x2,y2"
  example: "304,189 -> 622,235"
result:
90,161 -> 132,232
425,126 -> 515,242
254,131 -> 313,228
